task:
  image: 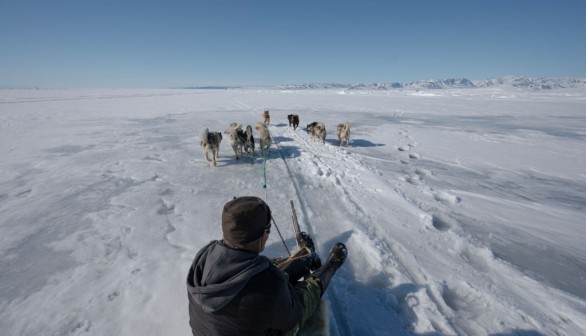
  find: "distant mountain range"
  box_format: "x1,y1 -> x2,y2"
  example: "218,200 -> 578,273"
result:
2,77 -> 585,91
276,76 -> 586,91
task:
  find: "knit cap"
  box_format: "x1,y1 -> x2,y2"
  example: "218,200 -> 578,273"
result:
222,197 -> 271,250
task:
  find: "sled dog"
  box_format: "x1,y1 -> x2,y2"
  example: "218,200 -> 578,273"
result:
263,110 -> 270,125
306,121 -> 326,144
224,123 -> 247,160
287,114 -> 300,130
255,121 -> 272,156
337,121 -> 351,146
199,127 -> 222,166
244,125 -> 255,156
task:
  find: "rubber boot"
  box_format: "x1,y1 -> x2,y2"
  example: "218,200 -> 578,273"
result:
297,231 -> 316,252
312,242 -> 347,296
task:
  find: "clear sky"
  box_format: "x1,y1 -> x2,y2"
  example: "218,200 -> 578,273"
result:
1,0 -> 585,88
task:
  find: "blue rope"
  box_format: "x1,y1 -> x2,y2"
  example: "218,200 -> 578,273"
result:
262,156 -> 267,189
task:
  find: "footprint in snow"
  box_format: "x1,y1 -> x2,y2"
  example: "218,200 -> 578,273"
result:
431,213 -> 455,232
441,281 -> 490,317
69,320 -> 91,334
433,191 -> 461,205
157,199 -> 175,215
107,291 -> 120,301
16,188 -> 32,198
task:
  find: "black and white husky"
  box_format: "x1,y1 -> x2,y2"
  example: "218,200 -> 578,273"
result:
306,121 -> 326,144
243,125 -> 255,156
225,123 -> 256,160
199,127 -> 222,166
225,123 -> 246,160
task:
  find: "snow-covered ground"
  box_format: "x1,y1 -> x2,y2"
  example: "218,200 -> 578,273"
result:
1,87 -> 585,335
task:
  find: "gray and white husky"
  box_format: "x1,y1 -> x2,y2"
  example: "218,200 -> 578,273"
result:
224,123 -> 246,160
306,121 -> 326,144
199,127 -> 222,166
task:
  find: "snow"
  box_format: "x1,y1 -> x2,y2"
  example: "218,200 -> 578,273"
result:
1,87 -> 585,335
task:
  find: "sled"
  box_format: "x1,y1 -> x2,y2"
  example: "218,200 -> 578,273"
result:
275,201 -> 330,336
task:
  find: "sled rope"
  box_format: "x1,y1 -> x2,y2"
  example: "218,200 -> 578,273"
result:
273,200 -> 313,269
271,215 -> 291,256
258,127 -> 302,259
262,156 -> 268,201
275,247 -> 312,270
290,200 -> 302,249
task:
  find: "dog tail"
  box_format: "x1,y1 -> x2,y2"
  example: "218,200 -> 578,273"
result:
199,127 -> 209,144
344,121 -> 351,131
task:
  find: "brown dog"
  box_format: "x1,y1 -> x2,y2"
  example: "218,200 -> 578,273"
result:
262,110 -> 270,125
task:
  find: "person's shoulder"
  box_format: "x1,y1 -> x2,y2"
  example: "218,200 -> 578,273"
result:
251,258 -> 286,285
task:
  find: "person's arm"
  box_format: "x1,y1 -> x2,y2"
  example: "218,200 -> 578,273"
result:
270,274 -> 303,330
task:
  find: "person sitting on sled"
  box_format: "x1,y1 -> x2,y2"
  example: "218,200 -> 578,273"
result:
186,196 -> 347,336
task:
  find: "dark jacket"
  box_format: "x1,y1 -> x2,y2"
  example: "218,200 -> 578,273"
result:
187,240 -> 303,336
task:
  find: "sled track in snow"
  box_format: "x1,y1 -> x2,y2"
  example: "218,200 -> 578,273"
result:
227,94 -> 352,336
270,129 -> 354,336
228,97 -> 354,335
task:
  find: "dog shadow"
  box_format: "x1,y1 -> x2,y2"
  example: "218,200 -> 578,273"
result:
273,136 -> 293,143
324,138 -> 342,146
275,145 -> 301,159
348,139 -> 384,147
214,154 -> 257,166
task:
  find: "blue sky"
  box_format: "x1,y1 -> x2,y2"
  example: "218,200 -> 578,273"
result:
1,1 -> 585,88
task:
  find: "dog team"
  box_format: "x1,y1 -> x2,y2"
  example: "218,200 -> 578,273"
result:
200,110 -> 351,166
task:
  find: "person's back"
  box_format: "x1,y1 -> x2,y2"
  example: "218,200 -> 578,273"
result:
187,240 -> 302,335
186,196 -> 347,336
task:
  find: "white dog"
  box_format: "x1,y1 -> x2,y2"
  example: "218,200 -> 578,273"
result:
306,121 -> 326,144
337,121 -> 351,146
224,123 -> 246,160
199,127 -> 222,166
255,121 -> 272,156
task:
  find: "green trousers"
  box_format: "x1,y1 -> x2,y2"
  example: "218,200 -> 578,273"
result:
279,276 -> 323,336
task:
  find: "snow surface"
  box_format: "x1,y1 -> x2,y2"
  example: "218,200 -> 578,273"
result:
0,87 -> 585,335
